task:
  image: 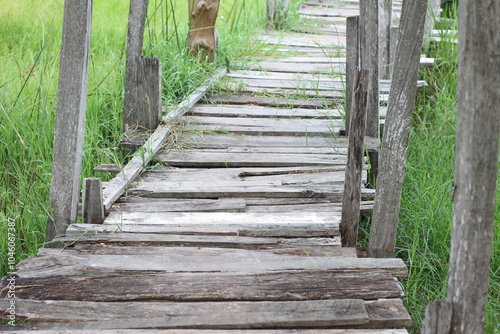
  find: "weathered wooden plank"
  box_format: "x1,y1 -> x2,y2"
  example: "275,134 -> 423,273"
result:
0,329 -> 410,334
186,116 -> 344,128
248,61 -> 344,74
189,104 -> 341,119
362,299 -> 413,329
155,150 -> 347,168
177,134 -> 380,151
299,7 -> 360,17
114,198 -> 247,213
67,222 -> 339,237
50,234 -> 341,251
222,84 -> 344,99
0,299 -> 369,330
257,33 -> 346,48
9,269 -> 402,302
103,211 -> 340,226
47,0 -> 93,241
202,93 -> 334,108
244,202 -> 374,214
15,247 -> 408,278
345,15 -> 359,136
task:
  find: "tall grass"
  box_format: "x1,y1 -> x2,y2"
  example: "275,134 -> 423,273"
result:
397,3 -> 500,332
0,0 -> 268,277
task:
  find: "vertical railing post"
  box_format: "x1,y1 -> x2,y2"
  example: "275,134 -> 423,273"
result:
345,16 -> 360,136
368,0 -> 428,258
267,0 -> 290,29
123,0 -> 150,132
340,69 -> 369,247
378,0 -> 392,80
82,178 -> 105,224
46,0 -> 93,242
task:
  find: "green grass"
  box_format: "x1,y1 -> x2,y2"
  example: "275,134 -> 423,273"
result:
0,0 -> 269,277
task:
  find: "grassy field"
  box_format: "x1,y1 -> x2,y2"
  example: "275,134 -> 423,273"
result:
1,0 -> 498,332
0,0 -> 268,276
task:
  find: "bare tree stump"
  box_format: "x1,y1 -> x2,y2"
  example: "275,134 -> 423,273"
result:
421,300 -> 452,334
82,178 -> 105,224
188,0 -> 220,62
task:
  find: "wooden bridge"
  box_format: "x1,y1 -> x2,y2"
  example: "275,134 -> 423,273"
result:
1,0 -> 425,332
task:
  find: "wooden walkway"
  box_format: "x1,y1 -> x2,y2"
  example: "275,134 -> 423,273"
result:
2,1 -> 415,332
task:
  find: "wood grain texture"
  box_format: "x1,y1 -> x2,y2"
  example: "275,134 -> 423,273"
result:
0,299 -> 369,330
340,70 -> 368,247
47,0 -> 93,240
446,0 -> 500,333
369,0 -> 428,258
7,269 -> 402,302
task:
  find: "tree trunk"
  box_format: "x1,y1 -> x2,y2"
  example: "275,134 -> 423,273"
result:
188,0 -> 219,62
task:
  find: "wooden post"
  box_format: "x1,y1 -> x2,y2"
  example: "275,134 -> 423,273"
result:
445,0 -> 500,332
378,0 -> 392,79
123,0 -> 150,132
267,0 -> 291,29
359,0 -> 379,139
46,0 -> 93,242
421,300 -> 452,334
188,0 -> 220,62
389,26 -> 399,79
340,69 -> 369,248
368,0 -> 428,258
82,178 -> 105,224
345,16 -> 359,136
124,55 -> 162,131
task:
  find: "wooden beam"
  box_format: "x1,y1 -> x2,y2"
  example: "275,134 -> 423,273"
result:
340,69 -> 369,247
368,0 -> 428,258
421,300 -> 452,334
378,0 -> 392,79
446,0 -> 500,332
47,0 -> 93,241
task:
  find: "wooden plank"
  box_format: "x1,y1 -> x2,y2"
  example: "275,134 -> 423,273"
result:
186,116 -> 344,128
155,151 -> 347,167
0,299 -> 369,330
101,67 -> 227,212
47,0 -> 93,241
257,33 -> 346,48
50,234 -> 341,251
103,211 -> 340,226
248,61 -> 344,74
177,134 -> 380,151
9,269 -> 402,302
362,299 -> 413,329
67,222 -> 339,238
189,104 -> 342,119
222,84 -> 344,99
244,202 -> 374,214
0,329 -> 410,334
299,7 -> 360,17
202,93 -> 334,108
114,198 -> 247,213
14,247 -> 408,278
369,0 -> 428,258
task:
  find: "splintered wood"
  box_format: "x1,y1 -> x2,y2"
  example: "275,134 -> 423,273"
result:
0,0 -> 412,332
